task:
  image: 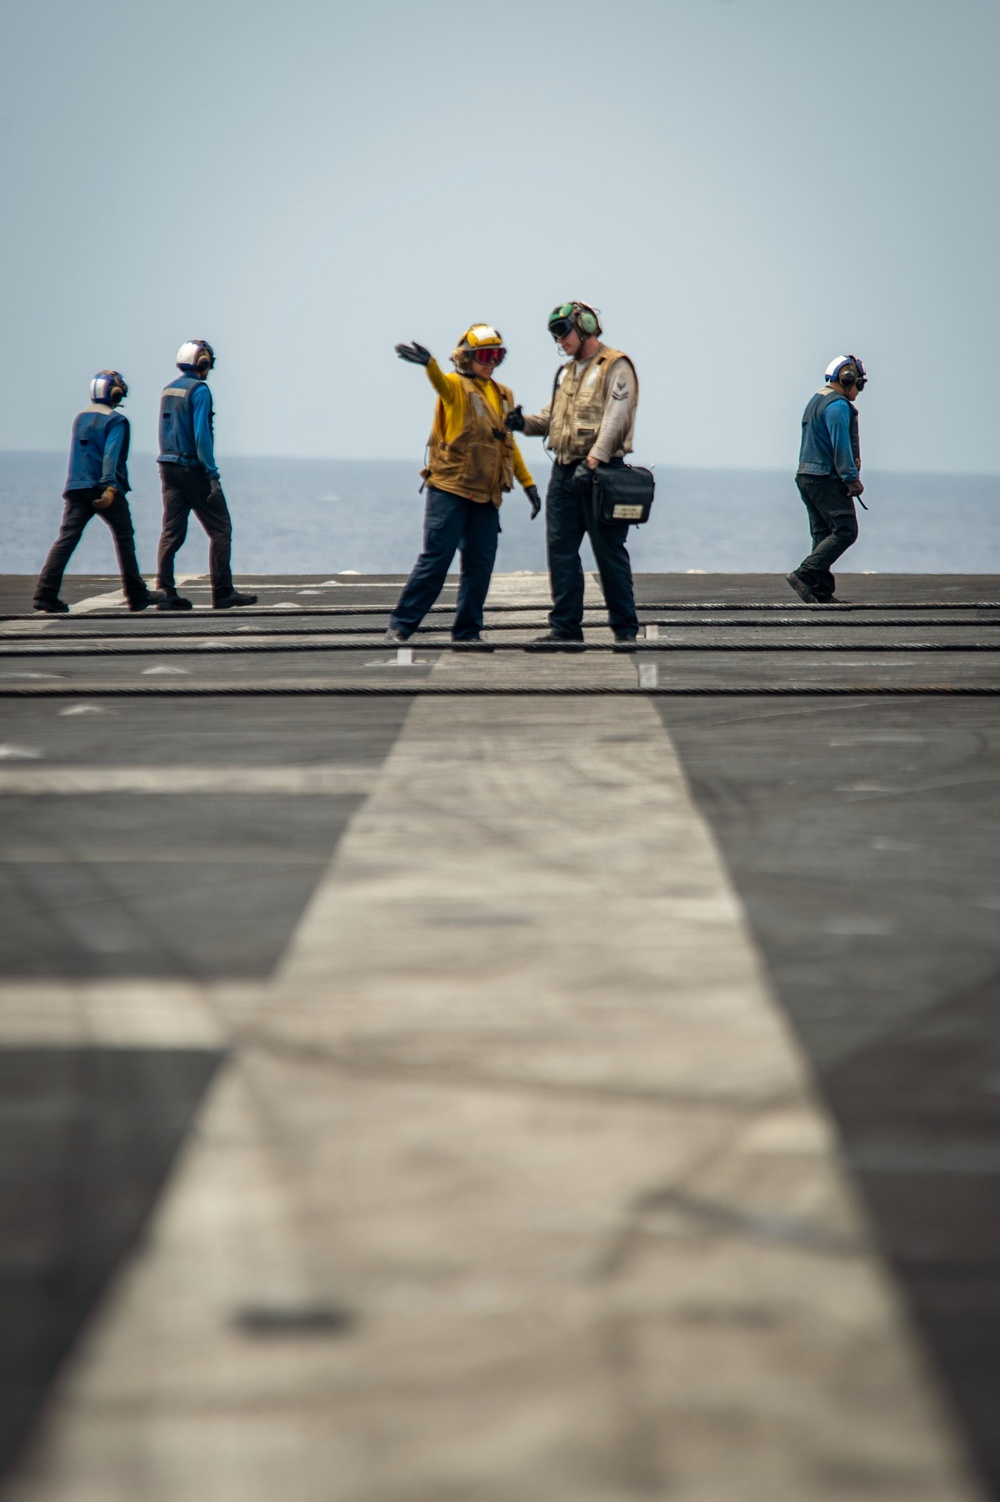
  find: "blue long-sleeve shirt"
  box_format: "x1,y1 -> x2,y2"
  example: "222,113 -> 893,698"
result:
64,404 -> 131,495
157,376 -> 220,478
189,381 -> 218,476
797,388 -> 860,483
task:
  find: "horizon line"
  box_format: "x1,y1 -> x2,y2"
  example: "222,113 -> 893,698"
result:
1,450 -> 999,483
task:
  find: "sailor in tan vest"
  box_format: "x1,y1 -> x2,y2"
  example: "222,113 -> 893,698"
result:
507,301 -> 639,647
387,325 -> 541,649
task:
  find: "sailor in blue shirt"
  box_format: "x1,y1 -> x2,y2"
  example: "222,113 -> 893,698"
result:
154,341 -> 257,610
787,356 -> 867,604
34,372 -> 164,613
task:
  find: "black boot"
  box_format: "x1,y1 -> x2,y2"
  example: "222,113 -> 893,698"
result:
129,589 -> 169,613
213,590 -> 258,609
786,571 -> 819,605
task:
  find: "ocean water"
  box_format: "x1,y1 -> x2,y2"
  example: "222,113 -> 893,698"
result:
2,451 -> 998,577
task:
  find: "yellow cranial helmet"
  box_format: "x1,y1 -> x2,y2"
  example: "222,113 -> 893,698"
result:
451,324 -> 506,370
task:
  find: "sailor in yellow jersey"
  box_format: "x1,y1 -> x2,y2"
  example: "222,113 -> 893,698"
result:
387,325 -> 541,648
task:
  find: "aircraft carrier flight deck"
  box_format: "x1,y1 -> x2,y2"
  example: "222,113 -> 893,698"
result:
0,569 -> 998,1502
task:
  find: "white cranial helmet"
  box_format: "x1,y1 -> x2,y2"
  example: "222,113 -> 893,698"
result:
176,340 -> 215,374
825,354 -> 867,390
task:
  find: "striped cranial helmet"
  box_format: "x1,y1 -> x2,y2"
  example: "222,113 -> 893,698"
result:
90,370 -> 127,406
825,354 -> 867,391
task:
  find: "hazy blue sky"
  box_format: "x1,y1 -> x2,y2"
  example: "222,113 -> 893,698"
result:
1,0 -> 997,472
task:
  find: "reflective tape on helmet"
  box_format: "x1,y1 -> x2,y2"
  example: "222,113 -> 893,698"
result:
89,370 -> 127,404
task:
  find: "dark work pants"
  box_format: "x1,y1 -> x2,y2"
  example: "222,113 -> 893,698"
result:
157,463 -> 233,601
546,460 -> 638,639
795,473 -> 859,601
35,487 -> 148,606
390,487 -> 501,639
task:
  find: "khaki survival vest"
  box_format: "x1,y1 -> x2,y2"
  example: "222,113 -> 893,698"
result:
546,345 -> 637,464
423,375 -> 516,507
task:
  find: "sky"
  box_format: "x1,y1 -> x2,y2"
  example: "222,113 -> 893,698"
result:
1,0 -> 997,473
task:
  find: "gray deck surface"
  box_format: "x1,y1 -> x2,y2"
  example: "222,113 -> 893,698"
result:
0,571 -> 997,1501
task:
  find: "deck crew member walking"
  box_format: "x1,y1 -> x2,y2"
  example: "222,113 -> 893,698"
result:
787,355 -> 867,605
387,325 -> 541,648
155,340 -> 257,611
507,301 -> 639,647
34,371 -> 165,614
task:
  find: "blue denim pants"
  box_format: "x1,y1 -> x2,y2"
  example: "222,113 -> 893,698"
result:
546,460 -> 638,639
390,487 -> 501,639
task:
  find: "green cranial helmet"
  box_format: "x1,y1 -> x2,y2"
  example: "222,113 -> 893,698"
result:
547,301 -> 602,341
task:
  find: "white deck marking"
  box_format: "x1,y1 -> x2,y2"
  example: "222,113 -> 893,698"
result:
0,577 -> 985,1501
67,586 -> 130,612
68,575 -> 204,614
0,619 -> 54,635
0,764 -> 376,794
0,980 -> 226,1047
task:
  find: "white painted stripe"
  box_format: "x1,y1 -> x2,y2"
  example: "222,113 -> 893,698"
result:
1,850 -> 333,863
67,586 -> 132,612
222,582 -> 458,592
68,575 -> 205,614
0,764 -> 376,794
0,618 -> 54,636
0,980 -> 226,1046
7,693 -> 981,1498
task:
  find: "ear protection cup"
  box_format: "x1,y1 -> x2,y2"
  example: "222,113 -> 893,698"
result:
825,355 -> 866,392
847,356 -> 867,391
548,301 -> 603,340
90,369 -> 128,406
176,340 -> 215,374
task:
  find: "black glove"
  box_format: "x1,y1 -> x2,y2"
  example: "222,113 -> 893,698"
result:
207,477 -> 225,504
525,484 -> 541,520
395,341 -> 432,366
572,461 -> 594,493
505,404 -> 525,432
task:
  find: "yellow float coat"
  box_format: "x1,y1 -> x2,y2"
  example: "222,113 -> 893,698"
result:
423,358 -> 533,507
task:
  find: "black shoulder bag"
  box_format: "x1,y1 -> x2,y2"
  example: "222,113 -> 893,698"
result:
590,462 -> 656,525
